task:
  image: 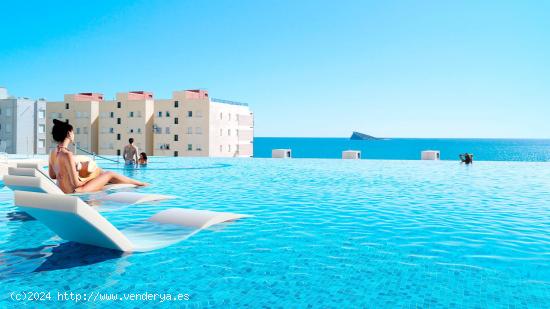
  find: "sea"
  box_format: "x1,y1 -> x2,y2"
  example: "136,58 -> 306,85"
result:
253,138 -> 550,162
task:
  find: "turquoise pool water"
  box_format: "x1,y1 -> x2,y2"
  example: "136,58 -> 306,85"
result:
1,158 -> 550,307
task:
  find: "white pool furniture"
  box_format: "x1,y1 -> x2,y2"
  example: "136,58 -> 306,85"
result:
421,150 -> 440,160
272,149 -> 292,158
342,150 -> 361,159
2,165 -> 175,204
14,191 -> 250,252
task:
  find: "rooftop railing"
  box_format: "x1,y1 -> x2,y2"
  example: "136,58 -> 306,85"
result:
211,98 -> 249,107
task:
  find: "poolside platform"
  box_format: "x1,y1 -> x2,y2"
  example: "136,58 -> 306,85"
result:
0,155 -> 48,177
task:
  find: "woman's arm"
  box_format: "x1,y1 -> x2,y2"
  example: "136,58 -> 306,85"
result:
48,152 -> 56,179
66,152 -> 84,188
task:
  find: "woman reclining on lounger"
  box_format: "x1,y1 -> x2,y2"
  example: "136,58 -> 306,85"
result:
48,119 -> 147,193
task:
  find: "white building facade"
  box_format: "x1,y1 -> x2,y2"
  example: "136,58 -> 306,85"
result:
0,87 -> 47,154
153,90 -> 254,157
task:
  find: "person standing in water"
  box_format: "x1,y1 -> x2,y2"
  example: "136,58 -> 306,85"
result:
138,152 -> 148,165
459,153 -> 473,164
123,138 -> 139,165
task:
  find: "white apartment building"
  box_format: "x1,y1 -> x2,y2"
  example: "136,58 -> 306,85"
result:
153,90 -> 253,157
45,89 -> 253,158
0,87 -> 47,154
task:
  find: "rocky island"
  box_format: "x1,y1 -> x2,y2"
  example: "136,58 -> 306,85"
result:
350,131 -> 380,140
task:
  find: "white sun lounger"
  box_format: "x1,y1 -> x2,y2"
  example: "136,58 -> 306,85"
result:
3,166 -> 175,204
14,191 -> 250,252
15,163 -> 138,191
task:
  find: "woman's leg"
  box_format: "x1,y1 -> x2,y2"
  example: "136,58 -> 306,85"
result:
75,171 -> 146,193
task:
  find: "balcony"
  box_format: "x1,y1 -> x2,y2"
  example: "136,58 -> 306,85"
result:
238,129 -> 254,141
238,114 -> 254,127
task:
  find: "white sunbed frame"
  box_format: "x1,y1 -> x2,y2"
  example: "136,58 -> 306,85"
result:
15,191 -> 249,252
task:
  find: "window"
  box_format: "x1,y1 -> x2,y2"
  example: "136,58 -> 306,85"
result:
117,149 -> 121,156
117,134 -> 121,140
220,112 -> 223,120
158,111 -> 162,117
76,128 -> 81,134
236,129 -> 239,136
117,101 -> 121,108
110,112 -> 114,118
195,127 -> 202,135
174,101 -> 179,108
220,129 -> 222,136
83,127 -> 88,134
137,128 -> 141,133
38,124 -> 45,133
187,144 -> 192,151
196,144 -> 202,151
229,113 -> 231,121
117,118 -> 121,124
38,110 -> 45,119
38,139 -> 45,148
196,111 -> 203,118
129,111 -> 134,118
65,103 -> 69,109
165,127 -> 170,134
174,151 -> 179,157
130,129 -> 134,133
228,129 -> 231,136
228,145 -> 231,152
187,127 -> 192,134
174,117 -> 179,124
166,111 -> 170,117
174,134 -> 179,141
109,128 -> 114,133
219,145 -> 222,152
187,111 -> 192,117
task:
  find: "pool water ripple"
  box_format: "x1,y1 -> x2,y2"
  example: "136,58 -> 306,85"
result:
1,158 -> 550,307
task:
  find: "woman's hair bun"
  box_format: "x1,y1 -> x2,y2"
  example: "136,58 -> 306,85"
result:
52,119 -> 73,142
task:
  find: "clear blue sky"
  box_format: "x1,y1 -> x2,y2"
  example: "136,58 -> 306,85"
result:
1,0 -> 549,138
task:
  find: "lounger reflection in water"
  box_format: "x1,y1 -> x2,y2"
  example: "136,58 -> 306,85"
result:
15,191 -> 250,252
3,163 -> 175,205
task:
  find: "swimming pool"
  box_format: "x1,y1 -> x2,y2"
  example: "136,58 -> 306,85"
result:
1,157 -> 550,307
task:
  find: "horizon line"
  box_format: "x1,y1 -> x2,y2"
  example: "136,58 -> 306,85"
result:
254,136 -> 550,140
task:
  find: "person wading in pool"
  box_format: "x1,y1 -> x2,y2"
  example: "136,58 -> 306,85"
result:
123,138 -> 139,165
48,119 -> 147,194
